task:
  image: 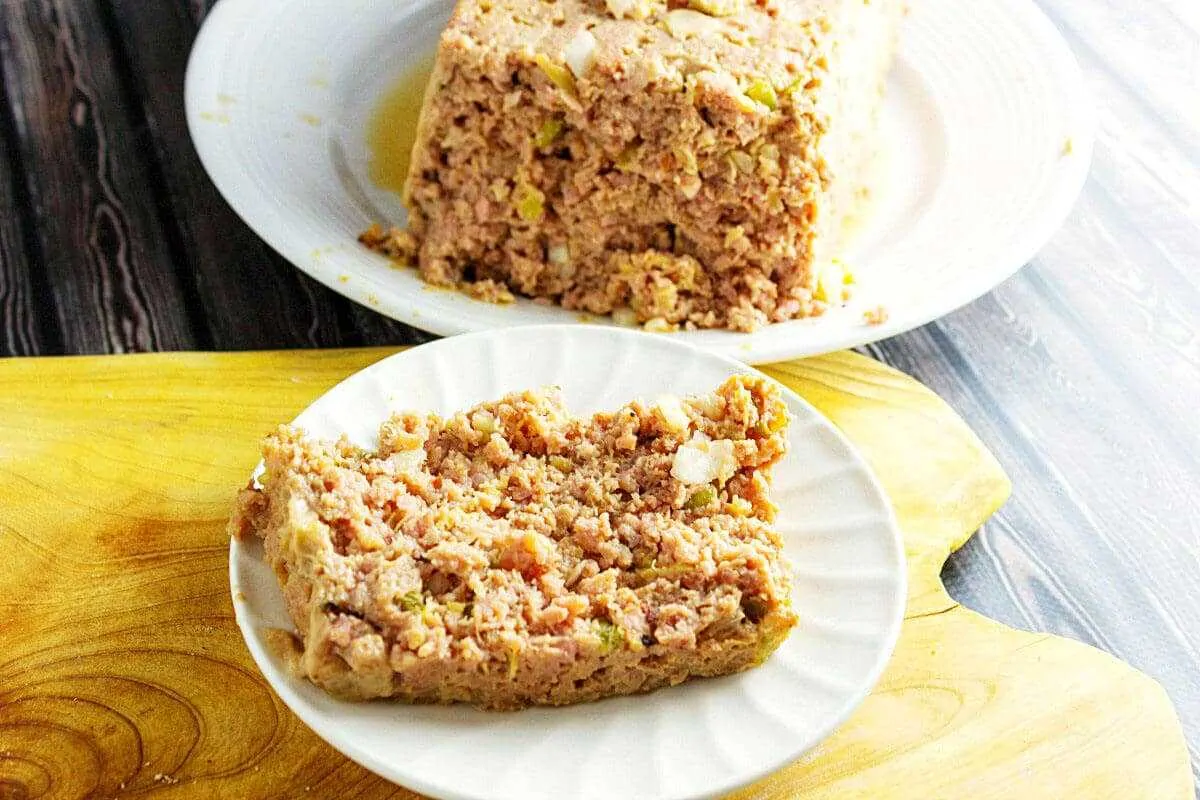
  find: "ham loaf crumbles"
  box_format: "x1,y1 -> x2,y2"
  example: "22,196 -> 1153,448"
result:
230,375 -> 797,709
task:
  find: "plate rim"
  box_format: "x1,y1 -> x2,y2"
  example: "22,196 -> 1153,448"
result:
228,324 -> 906,799
186,0 -> 1095,365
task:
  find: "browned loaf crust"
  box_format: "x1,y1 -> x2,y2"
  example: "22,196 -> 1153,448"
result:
230,375 -> 797,710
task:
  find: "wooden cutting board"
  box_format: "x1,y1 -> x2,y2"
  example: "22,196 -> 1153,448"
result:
0,349 -> 1190,800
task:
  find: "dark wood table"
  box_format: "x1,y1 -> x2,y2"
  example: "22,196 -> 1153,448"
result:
1,0 -> 1197,790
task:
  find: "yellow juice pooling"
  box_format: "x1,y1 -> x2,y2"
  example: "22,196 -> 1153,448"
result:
367,56 -> 435,196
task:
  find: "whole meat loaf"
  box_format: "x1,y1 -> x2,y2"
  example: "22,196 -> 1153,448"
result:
363,0 -> 903,331
230,375 -> 798,709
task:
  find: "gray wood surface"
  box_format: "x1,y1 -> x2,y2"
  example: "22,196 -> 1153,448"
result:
0,0 -> 1195,792
867,3 -> 1200,786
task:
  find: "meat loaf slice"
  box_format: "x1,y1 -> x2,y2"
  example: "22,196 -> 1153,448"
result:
230,375 -> 797,710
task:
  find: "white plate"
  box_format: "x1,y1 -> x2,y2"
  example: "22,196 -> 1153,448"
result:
187,0 -> 1092,364
230,325 -> 905,800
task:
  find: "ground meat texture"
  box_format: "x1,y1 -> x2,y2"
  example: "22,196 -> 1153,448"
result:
361,0 -> 903,331
229,375 -> 799,710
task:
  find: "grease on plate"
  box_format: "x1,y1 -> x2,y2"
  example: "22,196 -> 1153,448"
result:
367,57 -> 436,196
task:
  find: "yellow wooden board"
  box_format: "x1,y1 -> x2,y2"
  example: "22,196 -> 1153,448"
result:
0,349 -> 1190,799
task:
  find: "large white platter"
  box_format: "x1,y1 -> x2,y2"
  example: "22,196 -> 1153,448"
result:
186,0 -> 1092,363
229,325 -> 905,799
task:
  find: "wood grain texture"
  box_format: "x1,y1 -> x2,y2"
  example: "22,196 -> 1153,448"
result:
0,0 -> 198,354
0,85 -> 52,357
0,349 -> 1189,799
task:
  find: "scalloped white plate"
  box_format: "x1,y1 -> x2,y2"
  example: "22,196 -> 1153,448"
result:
229,325 -> 905,800
187,0 -> 1092,363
